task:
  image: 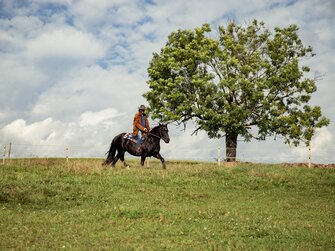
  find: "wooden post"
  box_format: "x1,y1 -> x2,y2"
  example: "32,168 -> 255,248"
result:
308,144 -> 312,168
8,142 -> 12,161
65,147 -> 69,163
218,146 -> 220,166
3,144 -> 6,165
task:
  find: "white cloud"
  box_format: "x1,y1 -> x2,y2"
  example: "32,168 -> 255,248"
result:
70,0 -> 140,29
1,117 -> 55,144
162,125 -> 219,161
79,108 -> 123,127
0,55 -> 48,117
290,127 -> 335,164
0,15 -> 44,51
33,0 -> 72,4
26,27 -> 106,70
312,127 -> 334,154
0,108 -> 124,157
31,65 -> 146,120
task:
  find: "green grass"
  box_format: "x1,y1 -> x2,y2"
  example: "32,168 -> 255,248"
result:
1,159 -> 335,250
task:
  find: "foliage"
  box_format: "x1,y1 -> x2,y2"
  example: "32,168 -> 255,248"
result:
1,159 -> 335,250
144,20 -> 329,158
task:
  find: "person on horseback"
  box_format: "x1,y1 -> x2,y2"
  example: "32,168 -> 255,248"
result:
133,105 -> 150,154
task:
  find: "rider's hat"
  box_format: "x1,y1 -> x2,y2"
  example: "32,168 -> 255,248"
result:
138,105 -> 146,111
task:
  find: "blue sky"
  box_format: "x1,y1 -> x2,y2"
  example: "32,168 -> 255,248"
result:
0,0 -> 334,163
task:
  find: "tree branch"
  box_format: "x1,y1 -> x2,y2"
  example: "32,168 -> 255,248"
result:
191,126 -> 203,136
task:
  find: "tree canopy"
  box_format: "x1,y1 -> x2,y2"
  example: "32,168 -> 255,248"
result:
144,20 -> 329,161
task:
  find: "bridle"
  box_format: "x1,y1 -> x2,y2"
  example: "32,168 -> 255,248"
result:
148,126 -> 167,140
148,131 -> 161,139
146,125 -> 169,141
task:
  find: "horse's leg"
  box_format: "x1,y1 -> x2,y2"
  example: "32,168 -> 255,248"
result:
102,159 -> 111,166
141,155 -> 146,167
111,154 -> 120,167
119,152 -> 129,168
154,153 -> 166,169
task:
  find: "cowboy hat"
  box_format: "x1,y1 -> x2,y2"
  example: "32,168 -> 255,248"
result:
138,105 -> 146,111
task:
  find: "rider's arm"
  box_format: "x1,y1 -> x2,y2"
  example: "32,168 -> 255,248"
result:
145,117 -> 150,131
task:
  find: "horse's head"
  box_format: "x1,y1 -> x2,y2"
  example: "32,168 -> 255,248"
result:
158,123 -> 170,143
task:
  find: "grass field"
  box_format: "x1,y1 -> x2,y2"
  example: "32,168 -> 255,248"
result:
1,158 -> 335,250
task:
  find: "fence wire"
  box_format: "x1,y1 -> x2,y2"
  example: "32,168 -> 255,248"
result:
1,142 -> 334,164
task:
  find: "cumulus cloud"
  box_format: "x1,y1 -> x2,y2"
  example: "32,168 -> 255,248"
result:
79,108 -> 123,127
30,65 -> 146,121
70,0 -> 145,29
0,55 -> 48,119
1,118 -> 55,143
162,125 -> 220,161
311,128 -> 334,156
290,127 -> 335,164
26,27 -> 106,72
0,108 -> 123,157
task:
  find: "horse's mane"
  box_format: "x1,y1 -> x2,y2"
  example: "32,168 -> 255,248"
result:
150,125 -> 161,132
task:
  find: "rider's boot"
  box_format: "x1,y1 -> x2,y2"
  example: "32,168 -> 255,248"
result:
136,145 -> 142,155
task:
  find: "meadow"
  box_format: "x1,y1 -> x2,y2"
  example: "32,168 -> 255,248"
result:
1,158 -> 334,250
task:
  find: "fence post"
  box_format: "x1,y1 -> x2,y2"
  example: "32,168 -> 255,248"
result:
218,146 -> 220,166
8,142 -> 12,161
3,144 -> 6,165
308,144 -> 311,168
65,147 -> 69,163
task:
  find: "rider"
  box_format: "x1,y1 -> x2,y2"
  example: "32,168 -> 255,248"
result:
133,105 -> 150,154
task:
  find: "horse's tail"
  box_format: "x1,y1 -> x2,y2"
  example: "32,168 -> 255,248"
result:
102,136 -> 119,166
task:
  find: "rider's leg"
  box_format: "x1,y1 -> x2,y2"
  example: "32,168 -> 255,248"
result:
136,131 -> 142,154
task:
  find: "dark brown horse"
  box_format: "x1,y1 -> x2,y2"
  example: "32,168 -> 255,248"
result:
102,124 -> 170,169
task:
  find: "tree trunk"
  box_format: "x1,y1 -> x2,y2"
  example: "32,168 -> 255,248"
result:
226,133 -> 238,162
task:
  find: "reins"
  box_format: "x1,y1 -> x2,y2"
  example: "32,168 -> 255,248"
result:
148,131 -> 161,139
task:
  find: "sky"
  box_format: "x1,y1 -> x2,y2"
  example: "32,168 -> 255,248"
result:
0,0 -> 334,163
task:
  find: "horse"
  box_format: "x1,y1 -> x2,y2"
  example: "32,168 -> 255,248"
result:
102,124 -> 170,169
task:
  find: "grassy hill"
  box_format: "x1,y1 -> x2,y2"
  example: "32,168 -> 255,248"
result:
1,159 -> 334,250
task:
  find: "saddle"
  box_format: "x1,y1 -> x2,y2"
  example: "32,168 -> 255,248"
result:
123,133 -> 138,143
124,133 -> 146,155
123,133 -> 148,144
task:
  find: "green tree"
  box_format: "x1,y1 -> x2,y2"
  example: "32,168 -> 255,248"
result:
144,20 -> 329,161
